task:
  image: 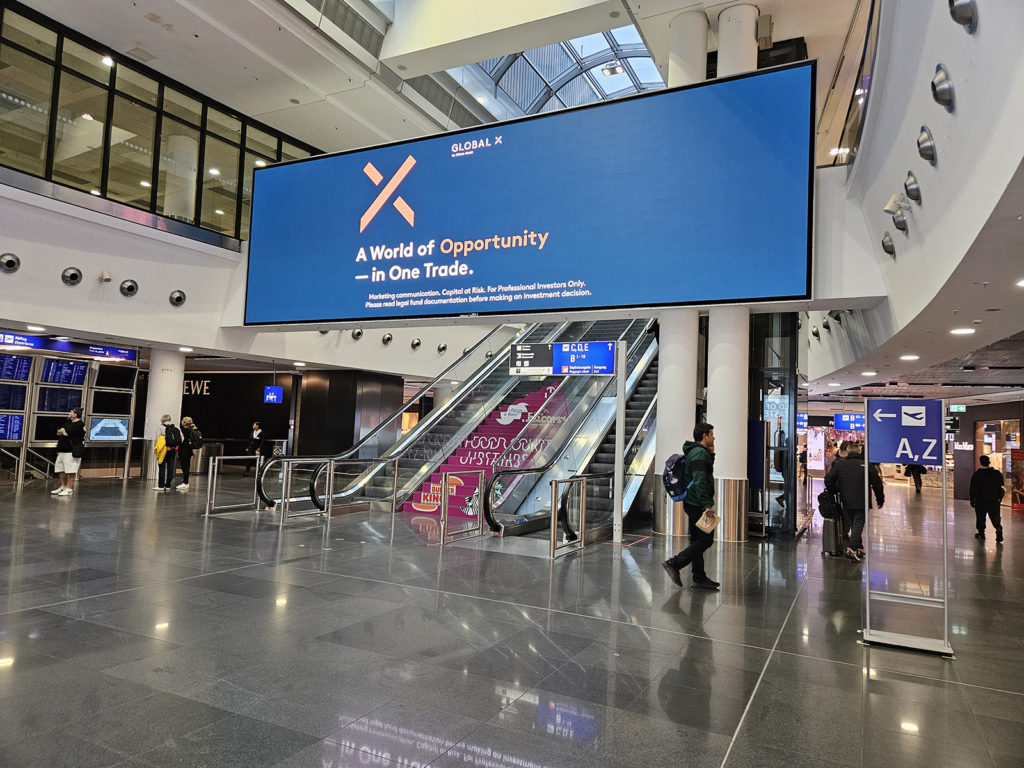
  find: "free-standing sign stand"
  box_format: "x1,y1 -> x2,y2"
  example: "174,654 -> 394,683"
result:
863,398 -> 953,656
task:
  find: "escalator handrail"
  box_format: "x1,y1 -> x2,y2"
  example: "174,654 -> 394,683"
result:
299,320 -> 570,510
623,392 -> 657,457
482,326 -> 656,532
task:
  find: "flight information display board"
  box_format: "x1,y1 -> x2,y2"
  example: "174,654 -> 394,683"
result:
0,354 -> 32,381
247,62 -> 814,324
40,358 -> 87,385
37,387 -> 83,413
0,413 -> 23,440
0,383 -> 27,410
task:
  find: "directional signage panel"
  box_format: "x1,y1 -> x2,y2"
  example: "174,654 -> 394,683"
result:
866,398 -> 944,464
833,413 -> 866,431
510,342 -> 615,376
510,343 -> 554,375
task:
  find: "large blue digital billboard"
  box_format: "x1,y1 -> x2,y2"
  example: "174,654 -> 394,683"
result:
246,62 -> 814,325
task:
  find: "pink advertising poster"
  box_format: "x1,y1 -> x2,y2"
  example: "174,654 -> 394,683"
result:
1011,449 -> 1024,511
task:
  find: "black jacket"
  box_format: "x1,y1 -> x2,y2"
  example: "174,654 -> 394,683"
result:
248,429 -> 268,455
825,454 -> 884,510
56,419 -> 85,453
969,467 -> 1004,507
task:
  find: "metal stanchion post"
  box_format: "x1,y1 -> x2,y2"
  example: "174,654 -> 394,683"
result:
324,459 -> 334,539
205,456 -> 216,519
439,471 -> 450,546
550,480 -> 559,558
279,462 -> 290,531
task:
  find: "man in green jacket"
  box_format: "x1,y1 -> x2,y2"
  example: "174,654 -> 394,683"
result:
663,422 -> 720,590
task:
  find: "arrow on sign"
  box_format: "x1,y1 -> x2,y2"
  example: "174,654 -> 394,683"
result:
873,410 -> 896,423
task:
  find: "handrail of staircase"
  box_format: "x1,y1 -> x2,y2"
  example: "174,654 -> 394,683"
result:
482,324 -> 655,533
624,392 -> 658,457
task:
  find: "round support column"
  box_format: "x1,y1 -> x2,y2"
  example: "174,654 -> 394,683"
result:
707,305 -> 750,542
144,349 -> 185,479
668,10 -> 709,87
716,4 -> 759,77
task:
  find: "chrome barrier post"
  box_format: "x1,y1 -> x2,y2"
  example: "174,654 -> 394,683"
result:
324,459 -> 335,539
550,479 -> 560,558
439,471 -> 450,546
252,455 -> 263,507
579,477 -> 588,543
279,461 -> 291,531
476,470 -> 485,537
204,456 -> 217,519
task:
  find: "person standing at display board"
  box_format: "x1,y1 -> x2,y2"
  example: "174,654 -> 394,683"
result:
51,407 -> 85,497
154,414 -> 181,491
970,454 -> 1004,543
244,421 -> 267,476
177,417 -> 201,492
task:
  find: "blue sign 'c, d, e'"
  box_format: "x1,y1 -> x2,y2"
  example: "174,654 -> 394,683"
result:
263,386 -> 283,404
552,341 -> 615,375
866,398 -> 944,464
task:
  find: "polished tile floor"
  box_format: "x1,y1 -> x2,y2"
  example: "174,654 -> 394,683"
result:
0,475 -> 1021,767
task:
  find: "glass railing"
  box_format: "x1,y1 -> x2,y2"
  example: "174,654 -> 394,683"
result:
824,0 -> 880,167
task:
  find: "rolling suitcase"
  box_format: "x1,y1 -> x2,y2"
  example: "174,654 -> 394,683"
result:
821,515 -> 847,557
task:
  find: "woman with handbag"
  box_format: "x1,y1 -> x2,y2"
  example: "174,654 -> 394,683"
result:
52,406 -> 85,497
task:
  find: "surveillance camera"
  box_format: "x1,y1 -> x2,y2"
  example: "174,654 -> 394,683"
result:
382,333 -> 393,345
351,328 -> 363,340
99,270 -> 112,283
463,347 -> 471,355
62,267 -> 83,286
411,338 -> 421,350
822,318 -> 831,333
437,343 -> 447,354
318,329 -> 329,335
119,279 -> 138,297
882,193 -> 909,216
168,289 -> 186,307
0,252 -> 20,273
485,350 -> 494,359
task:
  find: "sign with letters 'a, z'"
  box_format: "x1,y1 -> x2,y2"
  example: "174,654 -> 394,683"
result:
866,399 -> 944,464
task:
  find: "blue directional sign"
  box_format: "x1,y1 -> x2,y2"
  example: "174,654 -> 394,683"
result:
834,413 -> 866,431
263,385 -> 284,404
552,342 -> 615,375
796,412 -> 808,430
866,398 -> 944,464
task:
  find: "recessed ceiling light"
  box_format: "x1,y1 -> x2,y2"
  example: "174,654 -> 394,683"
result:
828,382 -> 841,387
950,328 -> 975,335
254,160 -> 266,167
861,370 -> 877,376
829,147 -> 850,156
214,209 -> 224,215
26,325 -> 46,332
90,189 -> 101,196
81,113 -> 93,121
293,361 -> 306,367
899,354 -> 920,361
178,346 -> 194,352
1016,278 -> 1024,287
208,168 -> 221,176
102,55 -> 114,67
140,180 -> 151,188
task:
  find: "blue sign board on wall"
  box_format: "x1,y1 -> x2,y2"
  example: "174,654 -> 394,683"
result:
866,399 -> 944,464
834,413 -> 866,431
246,62 -> 814,324
0,332 -> 136,361
552,342 -> 614,375
263,386 -> 284,404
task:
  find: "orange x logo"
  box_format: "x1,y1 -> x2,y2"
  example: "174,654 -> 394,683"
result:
360,155 -> 416,232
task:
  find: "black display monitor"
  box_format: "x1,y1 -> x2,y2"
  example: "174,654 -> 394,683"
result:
0,353 -> 32,381
36,387 -> 83,413
33,414 -> 67,442
94,364 -> 137,390
0,383 -> 27,411
91,390 -> 132,415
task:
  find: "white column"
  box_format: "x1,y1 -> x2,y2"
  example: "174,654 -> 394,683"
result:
432,380 -> 457,410
654,8 -> 707,535
144,349 -> 185,478
668,9 -> 708,87
716,4 -> 759,77
707,305 -> 750,540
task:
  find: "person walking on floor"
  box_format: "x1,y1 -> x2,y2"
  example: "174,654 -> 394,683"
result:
825,442 -> 884,562
154,414 -> 181,491
904,463 -> 926,493
243,421 -> 266,477
662,422 -> 720,591
51,407 -> 85,497
177,417 -> 201,492
970,454 -> 1004,542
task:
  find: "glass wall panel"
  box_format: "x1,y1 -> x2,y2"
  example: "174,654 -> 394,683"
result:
1,10 -> 56,58
52,71 -> 108,193
106,95 -> 156,207
115,66 -> 158,107
245,125 -> 277,160
0,44 -> 53,176
207,107 -> 241,143
281,142 -> 310,161
239,151 -> 261,240
200,134 -> 239,234
156,117 -> 199,223
62,38 -> 112,85
163,86 -> 201,126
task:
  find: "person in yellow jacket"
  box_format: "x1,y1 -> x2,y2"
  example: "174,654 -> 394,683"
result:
153,414 -> 182,491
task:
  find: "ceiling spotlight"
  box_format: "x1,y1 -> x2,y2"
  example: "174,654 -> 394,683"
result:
601,61 -> 624,76
931,65 -> 954,110
899,354 -> 920,361
0,253 -> 21,273
214,209 -> 225,215
26,325 -> 46,332
90,189 -> 101,196
140,180 -> 151,188
828,382 -> 842,387
861,370 -> 878,376
254,160 -> 267,167
948,0 -> 978,33
950,327 -> 975,335
917,126 -> 936,165
827,310 -> 844,325
102,55 -> 114,67
120,279 -> 138,297
892,211 -> 908,233
208,168 -> 221,176
881,232 -> 896,257
829,147 -> 850,157
811,326 -> 820,340
1017,278 -> 1024,287
904,172 -> 921,203
81,113 -> 94,121
178,346 -> 194,352
822,318 -> 832,333
293,361 -> 306,367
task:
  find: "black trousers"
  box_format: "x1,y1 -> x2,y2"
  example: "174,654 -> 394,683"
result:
667,503 -> 714,581
844,507 -> 866,551
158,450 -> 177,488
975,503 -> 1002,535
179,450 -> 193,483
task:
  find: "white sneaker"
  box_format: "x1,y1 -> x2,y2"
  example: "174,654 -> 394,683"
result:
57,487 -> 73,496
153,486 -> 163,491
51,487 -> 65,495
177,483 -> 189,491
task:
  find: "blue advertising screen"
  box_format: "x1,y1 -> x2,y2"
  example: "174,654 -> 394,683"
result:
834,413 -> 866,431
263,386 -> 284,404
246,62 -> 814,324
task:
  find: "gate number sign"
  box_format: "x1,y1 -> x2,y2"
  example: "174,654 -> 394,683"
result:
866,398 -> 944,464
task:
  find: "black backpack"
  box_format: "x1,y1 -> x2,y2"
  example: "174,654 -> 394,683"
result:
189,428 -> 203,449
662,452 -> 694,501
165,424 -> 182,448
817,489 -> 842,519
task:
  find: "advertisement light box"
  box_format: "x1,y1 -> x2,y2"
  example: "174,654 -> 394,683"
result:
246,62 -> 814,325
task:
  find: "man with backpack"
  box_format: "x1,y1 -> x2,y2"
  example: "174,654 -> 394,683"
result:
154,414 -> 182,491
662,422 -> 720,591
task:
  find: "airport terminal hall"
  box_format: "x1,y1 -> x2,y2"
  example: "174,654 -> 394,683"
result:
3,0 -> 1024,766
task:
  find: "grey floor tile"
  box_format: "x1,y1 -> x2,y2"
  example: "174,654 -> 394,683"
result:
138,714 -> 318,767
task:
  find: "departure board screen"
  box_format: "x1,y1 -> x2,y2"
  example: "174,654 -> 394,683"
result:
0,383 -> 27,411
37,387 -> 83,413
0,413 -> 23,440
40,359 -> 87,385
0,354 -> 32,381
